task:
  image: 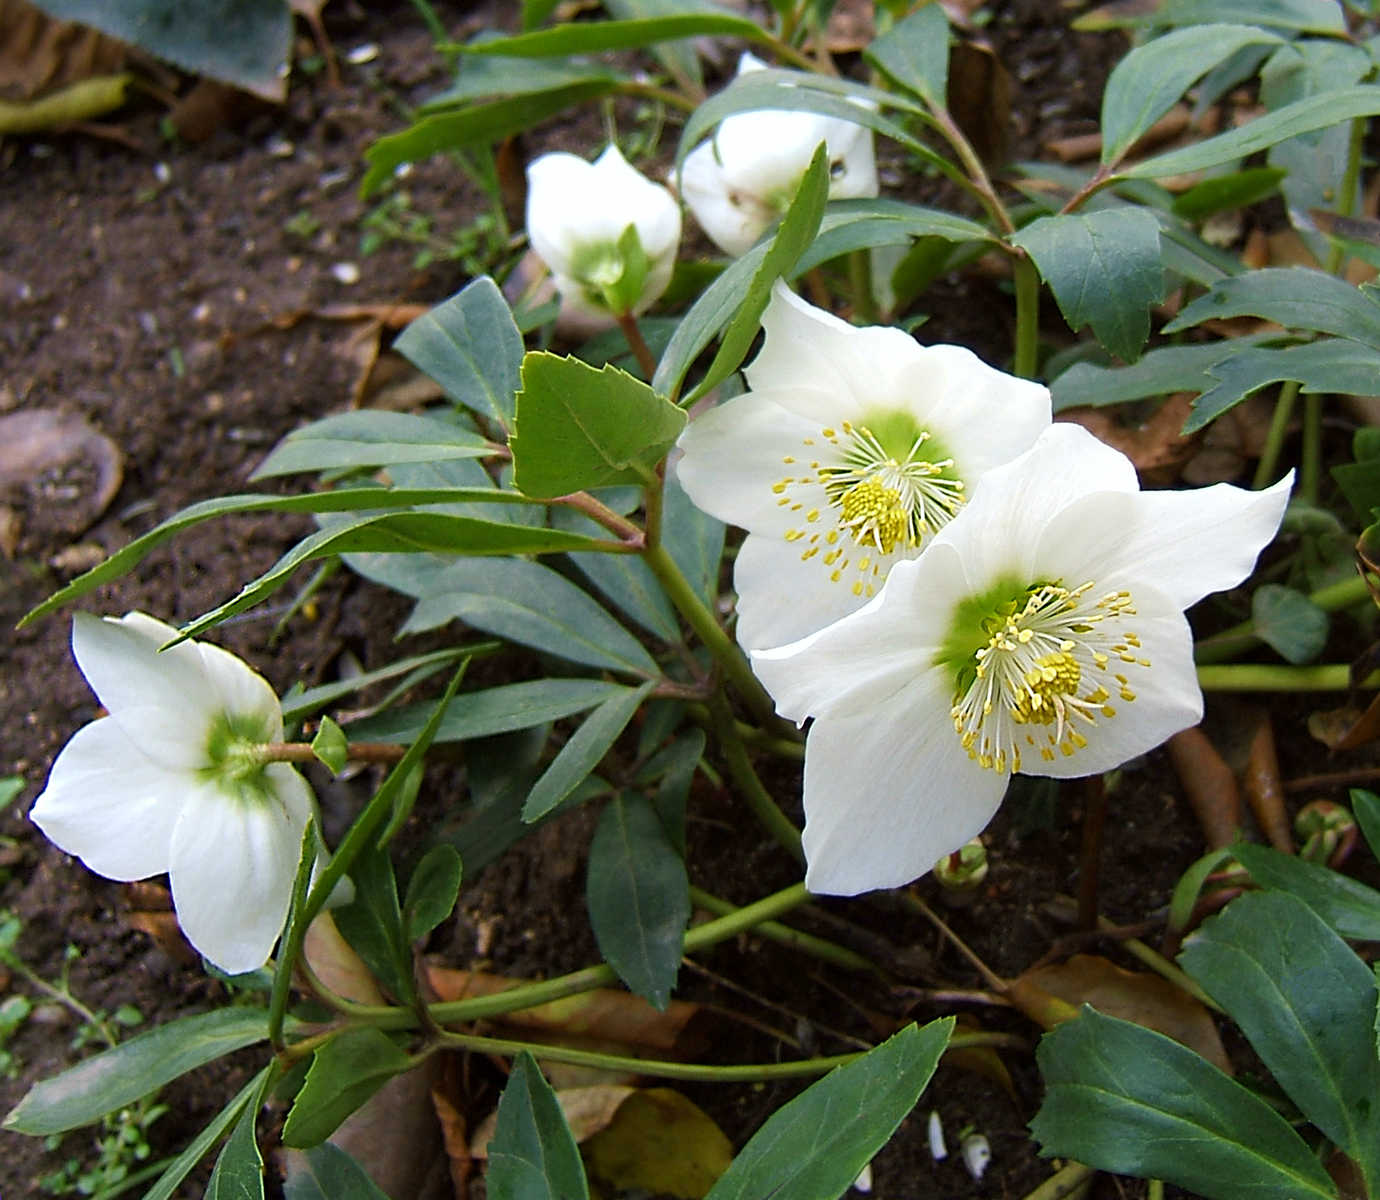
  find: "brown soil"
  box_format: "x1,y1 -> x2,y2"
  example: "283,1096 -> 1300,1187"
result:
0,3 -> 1370,1199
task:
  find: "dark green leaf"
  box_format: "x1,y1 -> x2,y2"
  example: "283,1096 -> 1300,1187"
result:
285,1142 -> 390,1200
282,1029 -> 413,1149
1099,26 -> 1283,166
142,1069 -> 268,1200
1123,87 -> 1380,180
663,471 -> 725,606
1231,843 -> 1380,941
335,842 -> 411,1004
400,558 -> 659,676
863,3 -> 950,109
512,353 -> 687,496
1012,209 -> 1164,362
686,145 -> 831,404
487,1052 -> 589,1200
1189,339 -> 1380,432
794,198 -> 993,275
650,728 -> 703,856
1164,268 -> 1380,349
251,412 -> 494,480
403,845 -> 463,943
311,716 -> 349,775
1180,891 -> 1380,1184
422,57 -> 624,109
1171,168 -> 1288,223
1031,1008 -> 1337,1200
205,1090 -> 264,1200
29,0 -> 289,100
19,487 -> 542,628
586,792 -> 690,1009
344,679 -> 631,745
1049,338 -> 1272,411
525,684 -> 654,822
460,14 -> 764,57
282,647 -> 482,723
557,510 -> 680,641
363,83 -> 618,195
394,277 -> 525,430
4,1008 -> 270,1136
705,1020 -> 953,1200
1331,456 -> 1380,519
1252,584 -> 1330,664
522,0 -> 561,28
1146,0 -> 1346,33
1353,788 -> 1380,863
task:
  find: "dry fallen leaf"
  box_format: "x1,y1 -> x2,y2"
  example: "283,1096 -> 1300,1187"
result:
471,1085 -> 636,1159
0,0 -> 125,102
583,1088 -> 735,1200
1021,954 -> 1232,1073
948,39 -> 1011,166
1244,715 -> 1294,853
943,1013 -> 1017,1101
303,911 -> 387,1006
1166,726 -> 1242,850
824,0 -> 874,52
1057,394 -> 1200,487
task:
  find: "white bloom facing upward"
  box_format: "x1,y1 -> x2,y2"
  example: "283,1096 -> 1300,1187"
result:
30,613 -> 314,974
679,53 -> 879,257
753,424 -> 1292,895
676,282 -> 1051,651
526,144 -> 682,324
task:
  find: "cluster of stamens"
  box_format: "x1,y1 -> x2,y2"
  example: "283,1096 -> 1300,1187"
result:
773,421 -> 965,599
950,582 -> 1147,774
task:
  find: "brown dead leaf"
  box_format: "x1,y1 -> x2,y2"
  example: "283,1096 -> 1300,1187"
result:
0,0 -> 125,102
328,1056 -> 447,1200
1244,715 -> 1294,853
123,907 -> 199,966
432,1084 -> 473,1199
1327,1150 -> 1368,1200
427,966 -> 712,1056
948,39 -> 1011,166
0,409 -> 122,541
167,79 -> 266,144
471,1085 -> 636,1158
1021,954 -> 1231,1073
303,911 -> 387,1006
943,1014 -> 1017,1101
1045,103 -> 1192,165
824,0 -> 874,52
1057,394 -> 1200,486
583,1089 -> 734,1200
1308,701 -> 1374,750
1167,726 -> 1242,849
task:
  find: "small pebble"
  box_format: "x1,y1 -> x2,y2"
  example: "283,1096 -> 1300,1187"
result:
961,1134 -> 991,1182
928,1110 -> 947,1161
153,162 -> 171,183
331,262 -> 361,285
347,42 -> 379,64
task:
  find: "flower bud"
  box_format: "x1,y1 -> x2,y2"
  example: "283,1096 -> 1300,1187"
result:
934,838 -> 989,893
1296,799 -> 1358,867
678,52 -> 878,257
526,144 -> 681,326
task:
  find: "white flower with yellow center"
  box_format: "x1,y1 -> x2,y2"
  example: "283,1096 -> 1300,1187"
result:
676,281 -> 1052,650
30,612 -> 315,973
678,53 -> 879,258
752,424 -> 1293,895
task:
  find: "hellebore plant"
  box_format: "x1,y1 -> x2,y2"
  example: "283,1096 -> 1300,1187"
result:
677,281 -> 1051,650
678,53 -> 879,257
525,143 -> 682,330
753,424 -> 1293,895
30,613 -> 315,974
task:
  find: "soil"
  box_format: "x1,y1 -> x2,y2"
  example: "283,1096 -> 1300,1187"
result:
0,3 -> 1373,1199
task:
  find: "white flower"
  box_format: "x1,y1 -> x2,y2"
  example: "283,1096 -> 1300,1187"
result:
526,143 -> 682,325
30,612 -> 314,974
678,52 -> 879,257
752,424 -> 1293,895
676,282 -> 1051,651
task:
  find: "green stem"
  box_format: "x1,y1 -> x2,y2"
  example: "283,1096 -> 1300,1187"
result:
433,1026 -> 1002,1081
617,81 -> 697,113
708,689 -> 806,862
927,107 -> 1015,235
750,31 -> 824,74
1194,571 -> 1375,664
849,249 -> 878,324
1253,380 -> 1300,489
0,952 -> 114,1048
643,541 -> 787,733
1095,915 -> 1222,1015
617,310 -> 659,381
1301,391 -> 1323,505
688,886 -> 879,974
325,882 -> 814,1031
1013,254 -> 1041,379
1020,1162 -> 1097,1200
1197,663 -> 1380,692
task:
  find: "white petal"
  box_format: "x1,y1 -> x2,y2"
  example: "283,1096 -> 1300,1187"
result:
1033,588 -> 1203,778
800,669 -> 1008,895
525,152 -> 598,271
933,424 -> 1139,591
71,612 -> 217,771
167,766 -> 314,973
679,141 -> 774,257
745,282 -> 920,406
29,718 -> 184,881
752,547 -> 968,722
829,121 -> 879,199
676,391 -> 833,529
909,345 -> 1051,474
1110,473 -> 1293,610
733,524 -> 905,651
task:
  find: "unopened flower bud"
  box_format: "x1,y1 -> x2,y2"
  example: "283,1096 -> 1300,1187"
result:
961,1133 -> 991,1181
934,838 -> 988,892
1296,800 -> 1358,867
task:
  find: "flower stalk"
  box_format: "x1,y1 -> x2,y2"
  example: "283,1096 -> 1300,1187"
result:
708,689 -> 806,862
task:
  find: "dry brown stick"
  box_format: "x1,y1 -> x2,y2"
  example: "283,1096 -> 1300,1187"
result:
1285,765 -> 1380,793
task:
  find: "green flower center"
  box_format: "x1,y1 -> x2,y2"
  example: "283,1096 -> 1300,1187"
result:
939,578 -> 1147,775
201,711 -> 279,805
773,411 -> 965,599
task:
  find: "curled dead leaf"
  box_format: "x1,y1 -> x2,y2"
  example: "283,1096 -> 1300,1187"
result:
1020,954 -> 1231,1073
1057,395 -> 1200,487
471,1085 -> 636,1159
1244,716 -> 1294,853
1166,726 -> 1242,849
304,910 -> 387,1006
